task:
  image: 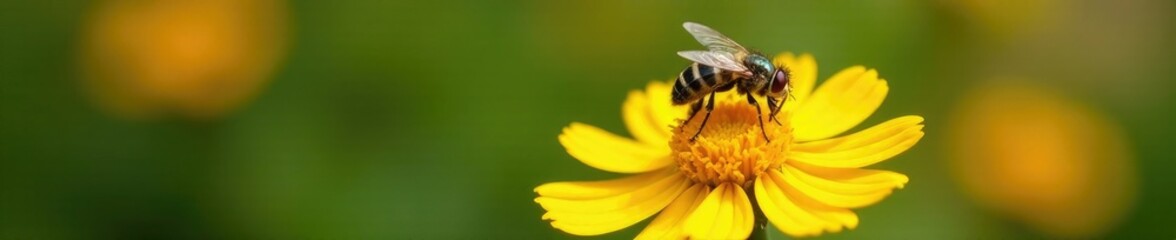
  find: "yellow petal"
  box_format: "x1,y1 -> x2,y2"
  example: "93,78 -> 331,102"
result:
537,173 -> 690,236
645,81 -> 689,130
537,171 -> 682,213
755,172 -> 825,237
792,66 -> 889,141
772,52 -> 817,111
776,165 -> 903,208
559,123 -> 672,173
683,183 -> 754,239
761,170 -> 863,234
535,168 -> 675,200
635,184 -> 708,240
789,162 -> 910,191
624,88 -> 673,146
789,116 -> 924,168
793,115 -> 924,152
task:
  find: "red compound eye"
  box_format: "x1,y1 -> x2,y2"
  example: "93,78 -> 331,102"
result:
771,69 -> 790,93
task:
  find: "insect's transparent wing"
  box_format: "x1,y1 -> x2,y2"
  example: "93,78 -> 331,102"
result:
677,50 -> 748,72
683,22 -> 748,56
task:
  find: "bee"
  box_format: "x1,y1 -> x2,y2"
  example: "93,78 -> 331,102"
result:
673,22 -> 792,142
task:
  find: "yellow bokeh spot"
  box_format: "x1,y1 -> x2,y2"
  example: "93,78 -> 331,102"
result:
939,0 -> 1064,42
948,80 -> 1136,238
80,0 -> 289,120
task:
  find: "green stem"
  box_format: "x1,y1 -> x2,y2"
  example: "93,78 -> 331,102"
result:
748,188 -> 770,240
748,217 -> 769,240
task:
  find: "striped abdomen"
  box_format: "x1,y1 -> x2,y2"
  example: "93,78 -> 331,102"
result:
672,63 -> 738,104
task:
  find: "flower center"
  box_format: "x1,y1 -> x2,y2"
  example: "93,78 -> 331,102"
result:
670,98 -> 793,188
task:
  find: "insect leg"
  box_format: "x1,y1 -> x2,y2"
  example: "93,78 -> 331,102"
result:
747,94 -> 770,142
767,97 -> 783,126
680,98 -> 705,132
689,91 -> 717,142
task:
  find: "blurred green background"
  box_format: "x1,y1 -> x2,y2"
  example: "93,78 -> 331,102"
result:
1,0 -> 1173,239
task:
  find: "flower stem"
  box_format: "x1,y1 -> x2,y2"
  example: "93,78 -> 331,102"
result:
748,218 -> 769,240
749,192 -> 770,240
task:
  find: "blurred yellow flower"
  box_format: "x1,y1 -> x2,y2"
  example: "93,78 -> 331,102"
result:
80,0 -> 288,120
536,53 -> 924,239
938,0 -> 1063,42
948,81 -> 1137,238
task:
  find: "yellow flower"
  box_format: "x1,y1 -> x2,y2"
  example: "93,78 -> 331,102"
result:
948,80 -> 1136,238
536,53 -> 924,239
80,0 -> 289,120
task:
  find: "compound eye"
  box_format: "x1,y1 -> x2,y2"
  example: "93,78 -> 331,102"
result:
770,69 -> 790,93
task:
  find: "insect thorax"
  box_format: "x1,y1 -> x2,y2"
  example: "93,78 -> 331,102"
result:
744,54 -> 775,78
740,54 -> 775,92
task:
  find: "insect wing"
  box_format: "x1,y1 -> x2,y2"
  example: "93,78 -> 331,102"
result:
677,50 -> 748,72
683,22 -> 748,57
